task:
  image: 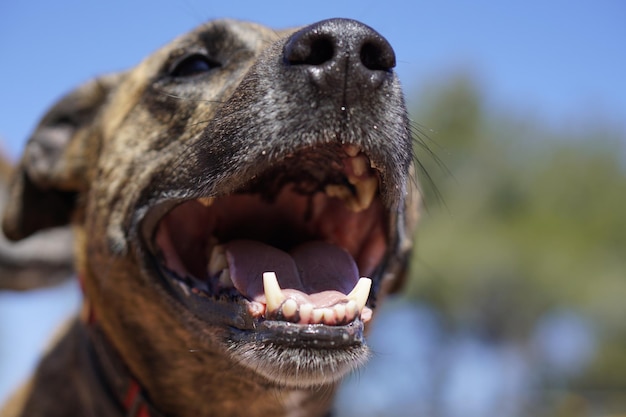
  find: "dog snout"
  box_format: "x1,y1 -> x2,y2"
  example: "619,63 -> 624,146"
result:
283,18 -> 396,94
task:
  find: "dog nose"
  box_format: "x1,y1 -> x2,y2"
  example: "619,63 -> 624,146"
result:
283,18 -> 396,93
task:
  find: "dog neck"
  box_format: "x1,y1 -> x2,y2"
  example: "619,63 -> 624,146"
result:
84,314 -> 164,417
77,269 -> 165,417
80,278 -> 336,417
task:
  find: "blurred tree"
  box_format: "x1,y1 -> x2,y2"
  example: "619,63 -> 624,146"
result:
405,73 -> 626,408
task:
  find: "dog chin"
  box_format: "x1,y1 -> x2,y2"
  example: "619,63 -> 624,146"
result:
227,338 -> 371,388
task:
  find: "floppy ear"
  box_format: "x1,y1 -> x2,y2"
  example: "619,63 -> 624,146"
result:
2,73 -> 122,241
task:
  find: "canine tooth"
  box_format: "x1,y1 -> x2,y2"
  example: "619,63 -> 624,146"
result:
354,176 -> 378,211
197,197 -> 215,207
282,299 -> 298,318
207,245 -> 227,276
347,277 -> 372,312
299,304 -> 314,323
345,144 -> 361,157
263,272 -> 285,313
218,268 -> 233,288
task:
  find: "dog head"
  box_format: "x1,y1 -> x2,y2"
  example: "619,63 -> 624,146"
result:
3,18 -> 419,415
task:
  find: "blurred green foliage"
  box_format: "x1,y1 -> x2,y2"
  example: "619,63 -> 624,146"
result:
405,74 -> 626,400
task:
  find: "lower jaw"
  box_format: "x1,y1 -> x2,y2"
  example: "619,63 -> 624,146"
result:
167,271 -> 369,348
151,268 -> 372,390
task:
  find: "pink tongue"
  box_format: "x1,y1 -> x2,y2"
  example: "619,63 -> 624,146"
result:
224,240 -> 359,300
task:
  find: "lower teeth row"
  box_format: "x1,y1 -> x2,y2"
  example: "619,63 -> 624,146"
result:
268,298 -> 361,325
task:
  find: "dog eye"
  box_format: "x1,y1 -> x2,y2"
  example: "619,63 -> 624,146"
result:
170,54 -> 220,77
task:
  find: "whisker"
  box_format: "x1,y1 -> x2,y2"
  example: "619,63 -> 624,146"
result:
410,120 -> 449,213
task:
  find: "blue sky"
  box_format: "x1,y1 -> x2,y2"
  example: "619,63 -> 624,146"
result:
1,0 -> 625,158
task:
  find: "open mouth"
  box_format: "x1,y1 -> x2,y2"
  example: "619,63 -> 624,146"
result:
147,143 -> 389,346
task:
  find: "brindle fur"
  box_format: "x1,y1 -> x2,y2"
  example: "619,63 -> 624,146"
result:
0,154 -> 73,290
1,19 -> 419,417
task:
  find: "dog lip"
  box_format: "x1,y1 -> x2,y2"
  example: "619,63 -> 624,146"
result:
230,318 -> 366,348
161,264 -> 369,348
140,199 -> 182,255
163,270 -> 253,329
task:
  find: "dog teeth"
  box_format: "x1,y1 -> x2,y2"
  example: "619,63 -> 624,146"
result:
207,244 -> 227,277
299,303 -> 314,323
218,268 -> 234,288
324,184 -> 362,212
325,175 -> 378,213
197,197 -> 215,207
345,144 -> 361,157
351,154 -> 369,177
325,184 -> 352,200
282,298 -> 298,319
262,272 -> 372,325
346,277 -> 372,312
248,301 -> 265,318
312,308 -> 324,323
345,300 -> 358,320
354,176 -> 378,212
177,281 -> 191,297
263,272 -> 286,313
335,303 -> 346,321
321,308 -> 335,322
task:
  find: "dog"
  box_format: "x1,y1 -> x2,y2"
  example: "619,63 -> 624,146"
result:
0,154 -> 74,290
1,18 -> 419,417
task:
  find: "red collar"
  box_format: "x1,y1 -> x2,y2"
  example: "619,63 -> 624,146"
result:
79,275 -> 161,417
123,380 -> 152,417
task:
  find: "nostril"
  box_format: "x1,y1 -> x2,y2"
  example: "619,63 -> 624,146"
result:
283,19 -> 397,94
286,35 -> 335,66
360,41 -> 395,72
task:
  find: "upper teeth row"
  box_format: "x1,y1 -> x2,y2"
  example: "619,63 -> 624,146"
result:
327,150 -> 379,213
325,176 -> 377,213
195,147 -> 378,213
